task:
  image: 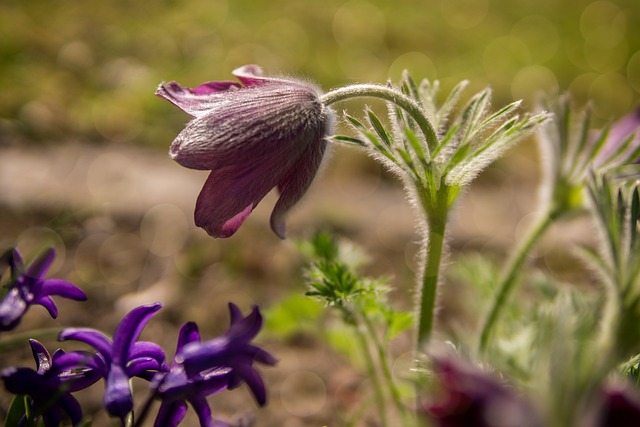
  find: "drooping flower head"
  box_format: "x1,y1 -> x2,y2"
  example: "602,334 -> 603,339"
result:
156,65 -> 334,239
0,247 -> 87,331
58,303 -> 167,419
1,339 -> 101,427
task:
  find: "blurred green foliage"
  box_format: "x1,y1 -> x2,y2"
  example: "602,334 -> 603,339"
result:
1,0 -> 639,147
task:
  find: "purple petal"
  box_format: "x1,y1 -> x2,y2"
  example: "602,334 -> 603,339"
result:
1,367 -> 42,395
0,288 -> 28,331
177,322 -> 201,352
193,167 -> 282,238
225,305 -> 262,342
271,137 -> 329,238
130,341 -> 166,364
112,303 -> 162,364
155,400 -> 188,427
24,247 -> 55,281
168,80 -> 322,171
232,64 -> 268,86
29,339 -> 52,373
127,357 -> 165,378
33,295 -> 58,318
59,328 -> 113,362
156,81 -> 241,118
227,303 -> 243,325
104,364 -> 134,418
39,279 -> 87,300
233,363 -> 268,406
58,393 -> 84,425
248,346 -> 278,366
190,395 -> 214,427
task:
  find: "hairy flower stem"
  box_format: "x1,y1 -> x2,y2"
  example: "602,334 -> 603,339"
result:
478,210 -> 554,353
353,317 -> 389,427
321,85 -> 438,152
361,314 -> 411,424
417,204 -> 449,351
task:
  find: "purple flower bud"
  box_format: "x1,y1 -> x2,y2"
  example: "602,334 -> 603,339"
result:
156,65 -> 334,239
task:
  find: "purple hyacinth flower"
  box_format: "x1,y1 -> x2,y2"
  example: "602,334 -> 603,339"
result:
0,247 -> 87,331
152,322 -> 232,427
1,339 -> 102,427
58,303 -> 167,419
177,303 -> 277,407
422,354 -> 543,427
156,65 -> 334,239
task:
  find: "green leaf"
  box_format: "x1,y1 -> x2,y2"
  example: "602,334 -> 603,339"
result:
5,396 -> 32,427
366,109 -> 393,148
403,126 -> 428,164
331,135 -> 366,146
432,79 -> 468,129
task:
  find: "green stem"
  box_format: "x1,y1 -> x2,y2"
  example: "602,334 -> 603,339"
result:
478,209 -> 554,353
321,84 -> 438,152
353,319 -> 389,427
0,328 -> 62,352
417,209 -> 448,351
361,314 -> 411,424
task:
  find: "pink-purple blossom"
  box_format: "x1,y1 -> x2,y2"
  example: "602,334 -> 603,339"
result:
156,65 -> 334,239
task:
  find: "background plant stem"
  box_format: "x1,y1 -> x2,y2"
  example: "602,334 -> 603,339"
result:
478,210 -> 554,353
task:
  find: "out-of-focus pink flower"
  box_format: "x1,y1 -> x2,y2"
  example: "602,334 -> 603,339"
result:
422,354 -> 543,427
595,105 -> 640,168
156,65 -> 334,238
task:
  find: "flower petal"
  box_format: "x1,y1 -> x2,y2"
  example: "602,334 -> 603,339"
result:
168,82 -> 318,171
24,247 -> 55,281
29,339 -> 52,373
33,295 -> 58,318
177,322 -> 201,352
59,328 -> 113,362
130,341 -> 166,364
232,64 -> 267,86
271,136 -> 329,238
155,81 -> 241,118
104,364 -> 134,418
225,305 -> 262,342
233,363 -> 268,406
112,303 -> 162,364
58,393 -> 84,425
40,279 -> 87,300
189,395 -> 214,427
155,400 -> 188,427
0,288 -> 28,331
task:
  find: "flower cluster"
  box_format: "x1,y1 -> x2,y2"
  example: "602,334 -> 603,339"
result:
0,248 -> 274,427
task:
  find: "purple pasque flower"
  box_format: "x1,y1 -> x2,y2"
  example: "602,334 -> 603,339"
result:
0,247 -> 87,331
1,339 -> 101,427
152,322 -> 232,427
58,302 -> 167,419
422,354 -> 543,427
176,303 -> 277,407
583,382 -> 640,427
156,65 -> 334,239
595,105 -> 640,168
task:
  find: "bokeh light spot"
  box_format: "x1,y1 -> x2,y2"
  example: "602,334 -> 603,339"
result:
16,227 -> 65,275
589,73 -> 633,119
511,16 -> 559,63
388,52 -> 437,82
280,370 -> 327,417
627,50 -> 640,95
483,36 -> 531,84
333,0 -> 386,47
440,0 -> 489,29
140,203 -> 189,257
511,65 -> 558,104
580,1 -> 626,48
98,233 -> 146,287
